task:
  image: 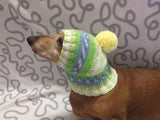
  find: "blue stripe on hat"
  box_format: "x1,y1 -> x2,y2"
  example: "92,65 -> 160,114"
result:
66,64 -> 111,86
69,30 -> 90,75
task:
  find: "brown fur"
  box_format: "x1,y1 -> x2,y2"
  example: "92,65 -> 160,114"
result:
27,32 -> 160,120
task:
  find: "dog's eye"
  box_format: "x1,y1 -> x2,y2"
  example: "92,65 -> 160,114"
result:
57,38 -> 63,47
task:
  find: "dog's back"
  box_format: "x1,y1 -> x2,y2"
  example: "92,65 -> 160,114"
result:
124,68 -> 160,120
70,68 -> 160,120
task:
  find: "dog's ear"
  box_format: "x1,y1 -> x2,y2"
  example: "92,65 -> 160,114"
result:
57,32 -> 64,47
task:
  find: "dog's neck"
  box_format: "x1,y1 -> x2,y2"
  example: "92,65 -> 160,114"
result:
64,64 -> 118,96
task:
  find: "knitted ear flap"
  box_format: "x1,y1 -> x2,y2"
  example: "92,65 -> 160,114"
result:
96,31 -> 118,53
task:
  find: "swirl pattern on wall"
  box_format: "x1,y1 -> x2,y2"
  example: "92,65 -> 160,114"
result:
0,0 -> 159,120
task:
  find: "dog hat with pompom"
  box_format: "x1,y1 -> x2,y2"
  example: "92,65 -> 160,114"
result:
58,29 -> 118,96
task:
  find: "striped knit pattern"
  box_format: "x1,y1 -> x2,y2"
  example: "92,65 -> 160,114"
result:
58,29 -> 118,96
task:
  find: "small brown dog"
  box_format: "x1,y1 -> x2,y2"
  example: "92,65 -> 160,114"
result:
27,30 -> 160,120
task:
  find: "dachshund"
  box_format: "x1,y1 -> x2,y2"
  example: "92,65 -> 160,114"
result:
27,31 -> 160,120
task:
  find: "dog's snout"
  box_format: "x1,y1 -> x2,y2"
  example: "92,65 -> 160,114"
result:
27,36 -> 38,46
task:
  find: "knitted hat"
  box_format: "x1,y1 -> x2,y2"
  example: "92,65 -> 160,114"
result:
58,29 -> 118,96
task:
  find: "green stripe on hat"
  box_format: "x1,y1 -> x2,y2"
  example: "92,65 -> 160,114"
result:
66,65 -> 109,79
77,34 -> 96,76
64,30 -> 81,72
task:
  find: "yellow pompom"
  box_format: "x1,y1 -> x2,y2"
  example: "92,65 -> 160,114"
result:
96,31 -> 118,53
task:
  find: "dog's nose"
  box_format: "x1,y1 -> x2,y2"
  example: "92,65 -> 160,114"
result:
27,36 -> 37,46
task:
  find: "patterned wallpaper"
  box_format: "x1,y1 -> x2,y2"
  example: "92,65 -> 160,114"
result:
0,0 -> 160,120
